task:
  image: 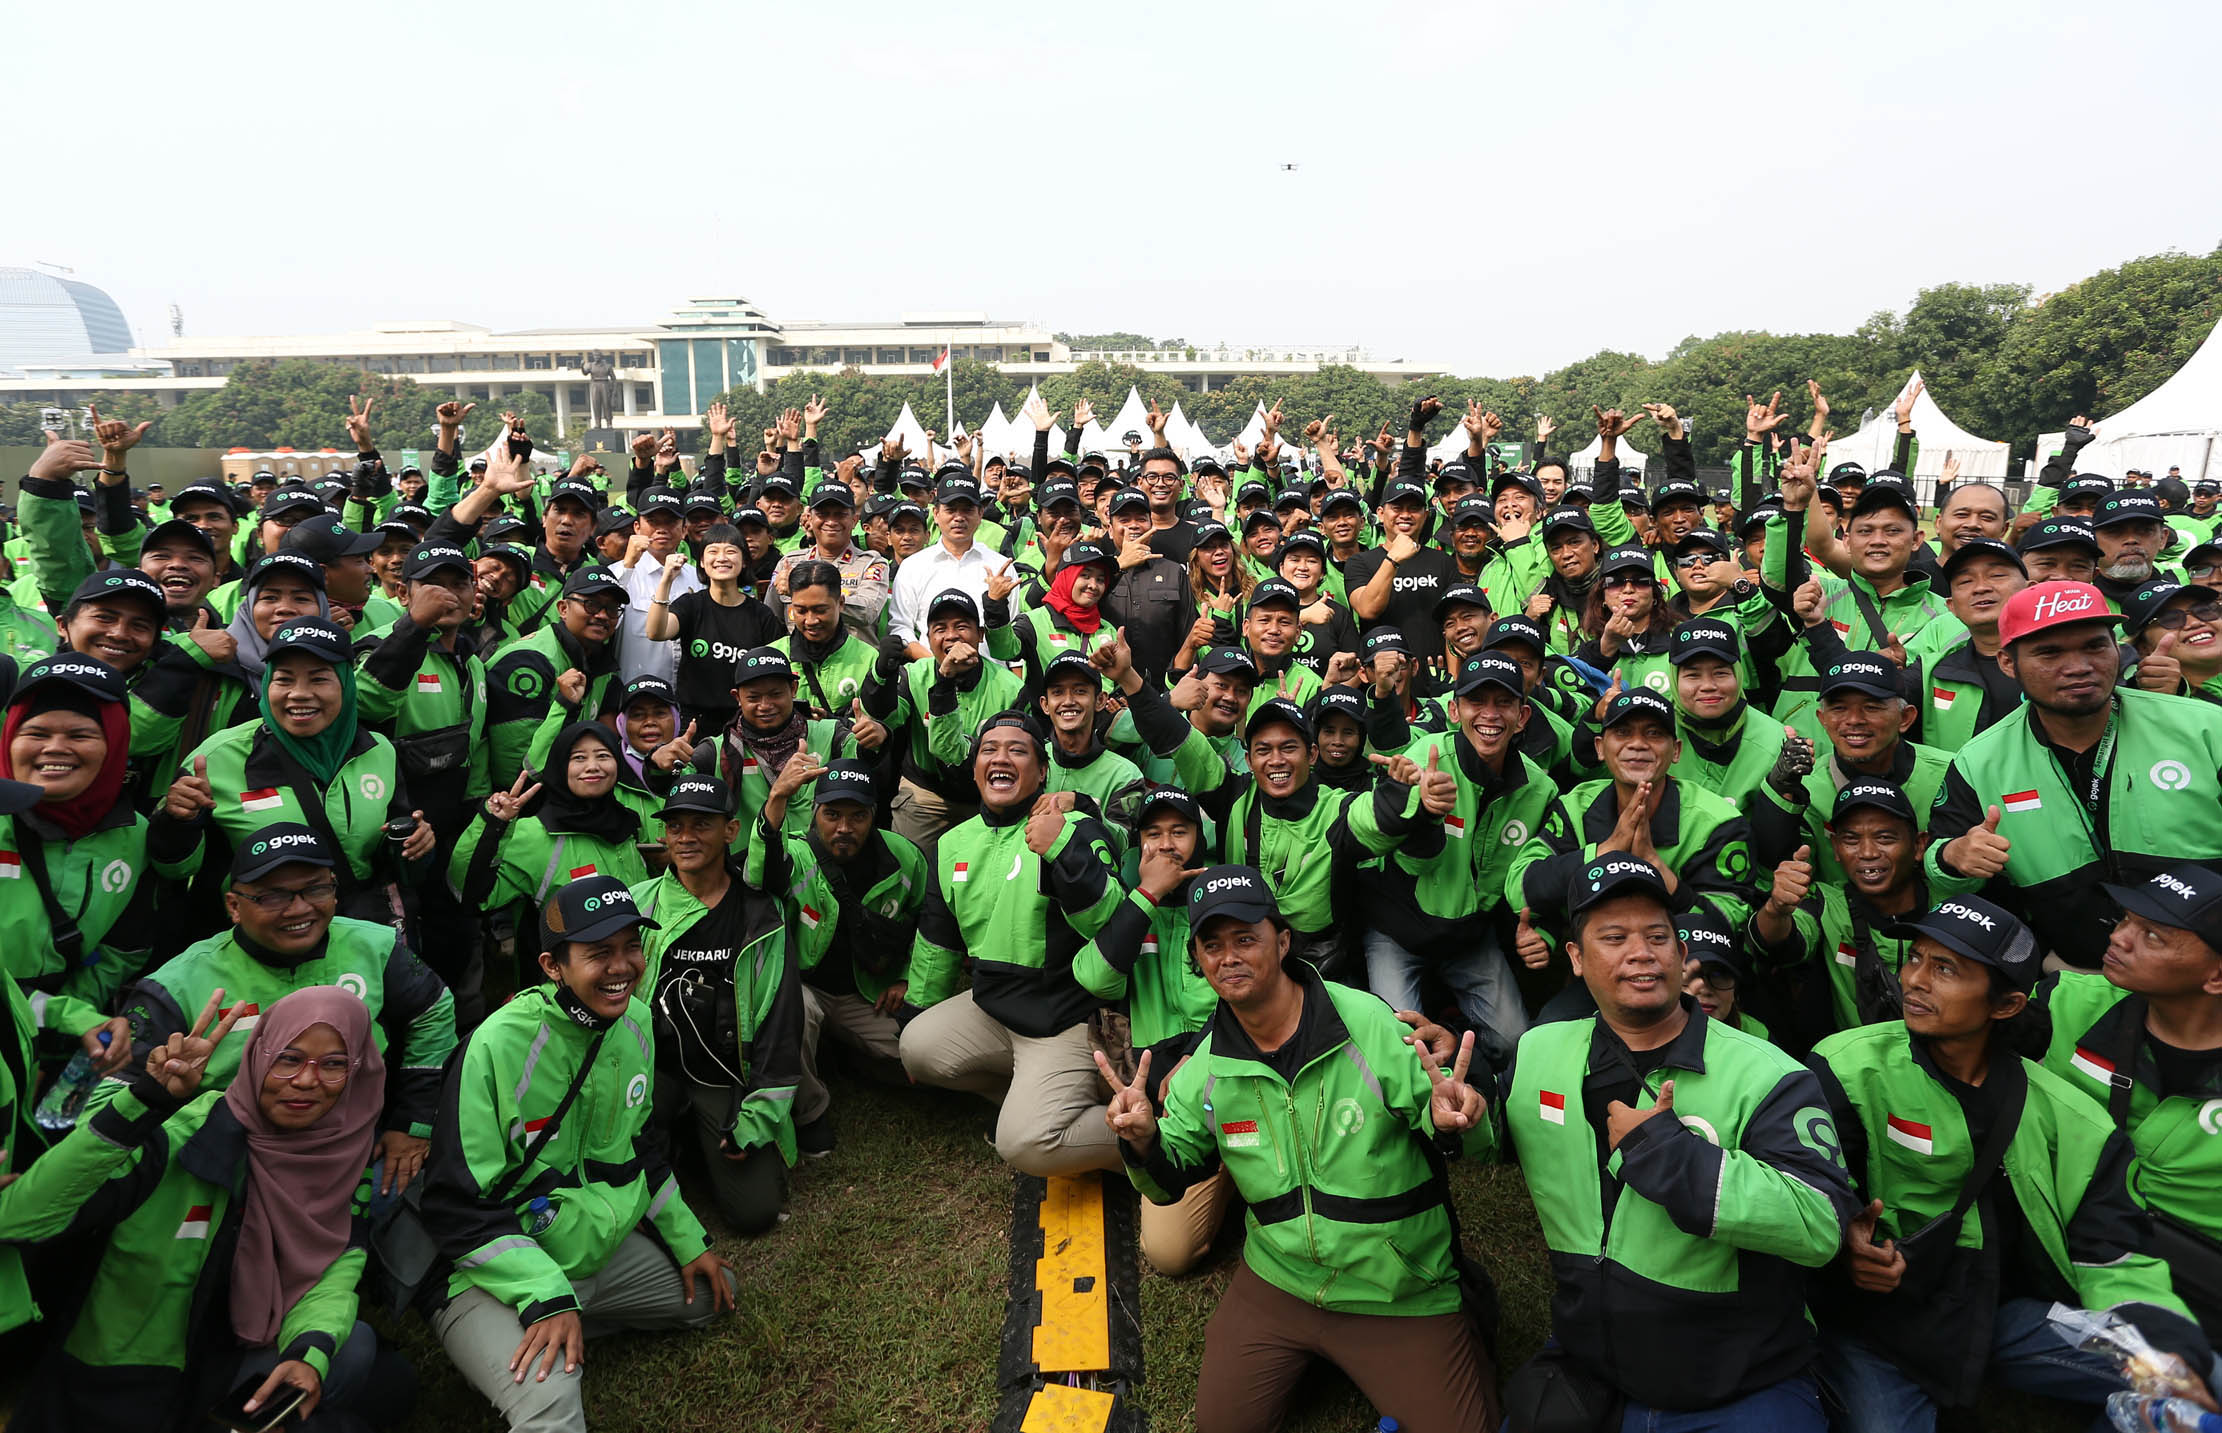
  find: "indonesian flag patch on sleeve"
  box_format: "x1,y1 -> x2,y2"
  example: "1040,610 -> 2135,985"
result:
416,673 -> 444,695
952,861 -> 970,883
1220,1120 -> 1261,1148
568,864 -> 597,880
2001,789 -> 2042,814
1932,687 -> 1956,710
1885,1115 -> 1935,1155
0,851 -> 20,879
176,1204 -> 213,1239
240,787 -> 284,812
2070,1046 -> 2116,1084
1443,814 -> 1468,839
799,904 -> 821,929
1539,1090 -> 1566,1125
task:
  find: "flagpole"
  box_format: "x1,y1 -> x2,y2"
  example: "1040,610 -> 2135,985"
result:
944,331 -> 955,455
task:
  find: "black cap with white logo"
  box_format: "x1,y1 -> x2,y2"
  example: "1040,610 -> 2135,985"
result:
541,873 -> 660,950
1669,616 -> 1741,666
1885,895 -> 2040,992
403,542 -> 474,581
813,760 -> 877,809
658,774 -> 733,820
1453,652 -> 1526,700
1569,854 -> 1679,914
2103,865 -> 2222,956
1833,779 -> 1916,824
1818,653 -> 1902,701
1187,864 -> 1280,929
1598,687 -> 1674,731
230,822 -> 336,884
66,567 -> 166,616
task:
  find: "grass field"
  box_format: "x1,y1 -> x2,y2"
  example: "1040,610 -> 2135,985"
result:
373,1068 -> 2096,1433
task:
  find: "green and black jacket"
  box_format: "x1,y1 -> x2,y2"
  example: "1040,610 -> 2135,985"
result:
1368,728 -> 1557,963
354,613 -> 492,828
746,824 -> 926,1006
482,621 -> 621,785
1510,777 -> 1754,941
4,804 -> 181,1041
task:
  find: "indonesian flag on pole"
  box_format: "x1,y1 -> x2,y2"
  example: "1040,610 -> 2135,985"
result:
2071,1045 -> 2116,1084
241,787 -> 284,812
176,1204 -> 214,1239
931,348 -> 950,375
1539,1091 -> 1567,1125
2002,789 -> 2042,814
1885,1115 -> 1935,1155
0,852 -> 19,880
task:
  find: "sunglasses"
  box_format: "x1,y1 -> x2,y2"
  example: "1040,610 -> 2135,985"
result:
2146,598 -> 2222,631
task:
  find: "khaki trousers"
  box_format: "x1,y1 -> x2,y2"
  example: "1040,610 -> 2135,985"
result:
898,989 -> 1121,1176
797,984 -> 904,1124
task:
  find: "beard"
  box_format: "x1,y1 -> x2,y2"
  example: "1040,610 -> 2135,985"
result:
2102,555 -> 2155,583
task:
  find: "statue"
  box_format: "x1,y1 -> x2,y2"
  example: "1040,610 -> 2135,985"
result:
582,350 -> 617,429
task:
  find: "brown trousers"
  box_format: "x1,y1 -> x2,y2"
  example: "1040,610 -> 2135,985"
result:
1195,1261 -> 1499,1433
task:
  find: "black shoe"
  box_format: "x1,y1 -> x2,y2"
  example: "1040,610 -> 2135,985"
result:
797,1114 -> 836,1159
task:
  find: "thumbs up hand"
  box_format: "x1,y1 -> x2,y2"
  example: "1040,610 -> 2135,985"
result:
1604,1078 -> 1676,1151
1417,747 -> 1458,817
1514,907 -> 1551,970
1947,805 -> 2013,879
1846,1199 -> 1907,1293
1766,844 -> 1814,914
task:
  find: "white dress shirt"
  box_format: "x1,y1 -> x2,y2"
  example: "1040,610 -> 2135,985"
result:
887,540 -> 1014,644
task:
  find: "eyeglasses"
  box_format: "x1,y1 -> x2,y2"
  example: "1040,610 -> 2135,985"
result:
237,880 -> 339,912
570,596 -> 624,616
270,1051 -> 352,1085
2147,599 -> 2222,631
1672,554 -> 1716,570
1602,572 -> 1651,588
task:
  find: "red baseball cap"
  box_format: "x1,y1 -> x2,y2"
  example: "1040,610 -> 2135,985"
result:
1998,581 -> 2122,645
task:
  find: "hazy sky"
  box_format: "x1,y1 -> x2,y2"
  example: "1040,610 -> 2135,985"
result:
17,0 -> 2221,377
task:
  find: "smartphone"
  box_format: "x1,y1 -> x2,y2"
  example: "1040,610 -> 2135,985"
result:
210,1373 -> 308,1432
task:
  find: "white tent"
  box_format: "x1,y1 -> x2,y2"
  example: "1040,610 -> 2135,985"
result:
1167,401 -> 1215,458
2039,316 -> 2222,483
977,401 -> 1016,460
1076,420 -> 1114,457
1829,371 -> 2010,491
1004,386 -> 1063,460
1232,401 -> 1271,453
885,402 -> 933,464
1102,387 -> 1155,450
1569,434 -> 1651,476
1428,425 -> 1480,464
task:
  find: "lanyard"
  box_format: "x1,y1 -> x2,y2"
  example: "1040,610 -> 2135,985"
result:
2066,708 -> 2119,828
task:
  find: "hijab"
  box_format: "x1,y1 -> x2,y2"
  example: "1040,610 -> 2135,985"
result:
226,564 -> 334,679
528,721 -> 642,846
0,681 -> 130,840
223,987 -> 383,1347
614,695 -> 679,787
1044,562 -> 1106,636
260,653 -> 359,786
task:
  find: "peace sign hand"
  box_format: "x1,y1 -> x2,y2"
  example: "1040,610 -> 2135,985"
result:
484,768 -> 544,822
1093,1048 -> 1158,1149
344,394 -> 376,449
1414,1029 -> 1486,1134
147,986 -> 248,1100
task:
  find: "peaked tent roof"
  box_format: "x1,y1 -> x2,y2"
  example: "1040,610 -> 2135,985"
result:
1233,401 -> 1271,451
1827,371 -> 2010,481
1103,387 -> 1155,449
1568,434 -> 1651,474
1167,401 -> 1214,458
2055,314 -> 2222,482
886,402 -> 933,463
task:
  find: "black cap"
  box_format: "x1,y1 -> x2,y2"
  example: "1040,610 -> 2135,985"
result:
1276,529 -> 1324,562
2061,474 -> 2116,503
621,674 -> 677,709
934,472 -> 982,506
1244,696 -> 1311,744
658,774 -> 734,820
403,542 -> 474,581
1740,503 -> 1782,535
1187,864 -> 1280,929
1490,471 -> 1543,502
1379,478 -> 1430,508
731,505 -> 770,528
482,542 -> 533,575
2095,491 -> 2166,530
1886,896 -> 2041,993
482,514 -> 530,545
884,502 -> 926,527
142,516 -> 217,556
1483,615 -> 1546,656
1434,461 -> 1476,489
1041,457 -> 1079,480
1453,652 -> 1526,699
1312,685 -> 1365,727
66,567 -> 166,616
896,463 -> 931,490
634,487 -> 683,517
467,455 -> 489,471
1038,478 -> 1082,509
1818,653 -> 1902,701
683,486 -> 725,514
1318,488 -> 1366,515
1598,687 -> 1674,731
1546,508 -> 1599,542
1851,477 -> 1919,519
1668,616 -> 1741,666
14,653 -> 127,707
171,481 -> 241,516
1618,490 -> 1652,514
245,550 -> 327,593
1451,495 -> 1496,527
373,519 -> 420,546
1247,577 -> 1302,612
547,478 -> 601,511
1362,626 -> 1410,659
1940,536 -> 2026,586
925,588 -> 981,626
1105,487 -> 1151,517
258,488 -> 324,521
2020,517 -> 2099,554
264,617 -> 352,666
1133,785 -> 1204,833
1236,482 -> 1272,508
1569,854 -> 1678,914
2120,578 -> 2204,638
1827,461 -> 1868,487
809,760 -> 875,810
2104,866 -> 2222,955
1833,779 -> 1917,824
559,567 -> 627,604
1671,527 -> 1732,559
1597,544 -> 1655,580
229,823 -> 337,884
735,647 -> 796,686
757,471 -> 800,498
1058,538 -> 1117,571
1194,646 -> 1261,682
1676,906 -> 1741,977
1431,583 -> 1491,623
807,484 -> 855,511
541,873 -> 659,950
1041,648 -> 1101,689
2186,540 -> 2222,571
1651,479 -> 1705,511
1194,519 -> 1234,548
593,506 -> 638,538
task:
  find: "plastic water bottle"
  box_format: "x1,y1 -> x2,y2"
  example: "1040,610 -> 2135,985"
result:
1372,1420 -> 1400,1432
524,1196 -> 556,1235
2108,1392 -> 2222,1433
33,1031 -> 112,1133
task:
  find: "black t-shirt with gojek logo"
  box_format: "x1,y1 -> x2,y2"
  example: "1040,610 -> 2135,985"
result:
667,590 -> 786,710
1341,544 -> 1458,661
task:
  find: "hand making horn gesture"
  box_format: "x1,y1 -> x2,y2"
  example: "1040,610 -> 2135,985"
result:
1413,1028 -> 1487,1134
1094,1048 -> 1158,1149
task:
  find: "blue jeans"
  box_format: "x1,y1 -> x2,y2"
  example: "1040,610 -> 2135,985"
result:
1619,1373 -> 1824,1432
1363,924 -> 1528,1070
1817,1297 -> 2127,1433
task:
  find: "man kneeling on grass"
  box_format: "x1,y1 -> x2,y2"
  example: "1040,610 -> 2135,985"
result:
422,875 -> 736,1433
1100,866 -> 1499,1433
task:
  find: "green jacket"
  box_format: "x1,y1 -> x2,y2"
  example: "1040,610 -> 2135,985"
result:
0,583 -> 57,670
0,978 -> 42,1333
1811,1020 -> 2206,1402
771,630 -> 878,718
1511,777 -> 1754,941
1763,519 -> 1953,734
907,807 -> 1124,1036
482,622 -> 621,785
1127,970 -> 1482,1316
1749,739 -> 1951,887
422,985 -> 709,1324
2035,972 -> 2222,1255
0,1079 -> 366,1420
1926,690 -> 2222,967
1501,1003 -> 1854,1409
157,719 -> 412,889
448,789 -> 662,917
4,807 -> 179,1041
1913,637 -> 2020,755
1072,883 -> 1216,1051
1671,703 -> 1790,807
634,857 -> 804,1165
745,825 -> 926,1005
115,915 -> 457,1138
868,655 -> 1024,802
1368,730 -> 1556,962
986,602 -> 1124,693
670,718 -> 859,846
1747,881 -> 1923,1035
353,615 -> 492,820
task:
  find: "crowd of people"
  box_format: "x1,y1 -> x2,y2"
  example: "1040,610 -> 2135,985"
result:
0,379 -> 2218,1433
